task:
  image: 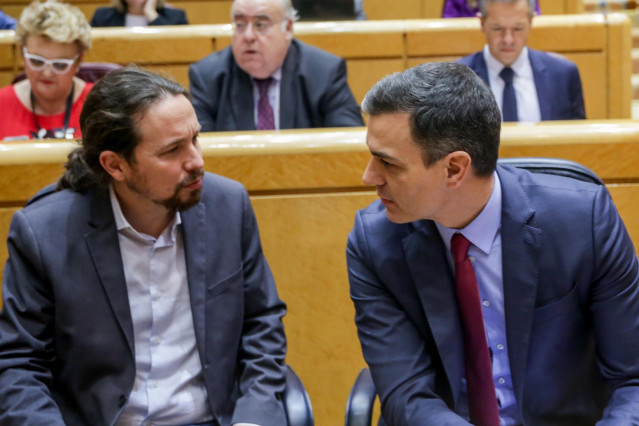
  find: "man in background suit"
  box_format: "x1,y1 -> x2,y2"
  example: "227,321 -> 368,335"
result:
347,62 -> 639,424
458,0 -> 585,122
189,0 -> 364,132
0,68 -> 287,426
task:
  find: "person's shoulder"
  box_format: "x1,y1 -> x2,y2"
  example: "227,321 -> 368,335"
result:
457,50 -> 482,67
0,84 -> 17,102
20,185 -> 92,225
90,7 -> 120,24
201,172 -> 246,197
498,164 -> 601,211
160,7 -> 186,17
190,45 -> 233,70
530,49 -> 579,71
293,39 -> 342,63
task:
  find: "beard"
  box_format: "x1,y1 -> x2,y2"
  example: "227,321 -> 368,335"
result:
125,169 -> 205,213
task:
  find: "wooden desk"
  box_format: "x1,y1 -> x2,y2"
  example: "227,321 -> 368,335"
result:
1,120 -> 639,424
0,0 -> 584,25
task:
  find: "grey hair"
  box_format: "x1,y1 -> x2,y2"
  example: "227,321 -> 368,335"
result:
230,0 -> 299,23
362,62 -> 501,177
480,0 -> 536,18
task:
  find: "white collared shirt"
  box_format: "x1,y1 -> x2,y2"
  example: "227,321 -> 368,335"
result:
252,68 -> 282,130
483,45 -> 541,123
109,186 -> 213,425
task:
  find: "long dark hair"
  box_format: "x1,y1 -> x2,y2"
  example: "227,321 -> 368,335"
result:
58,67 -> 189,191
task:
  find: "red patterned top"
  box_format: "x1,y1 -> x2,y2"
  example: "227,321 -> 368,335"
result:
0,82 -> 93,141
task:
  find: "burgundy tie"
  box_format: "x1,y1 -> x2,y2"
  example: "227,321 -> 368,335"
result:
255,77 -> 275,130
451,233 -> 500,426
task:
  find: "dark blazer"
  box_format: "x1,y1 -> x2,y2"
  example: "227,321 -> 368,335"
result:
0,173 -> 287,426
458,49 -> 585,120
188,39 -> 364,131
90,6 -> 188,27
347,165 -> 639,425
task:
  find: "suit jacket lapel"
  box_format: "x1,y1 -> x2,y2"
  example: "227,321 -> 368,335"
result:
472,53 -> 490,86
403,221 -> 465,405
279,42 -> 298,130
529,49 -> 551,120
84,189 -> 135,356
230,63 -> 256,130
181,202 -> 208,360
498,166 -> 543,407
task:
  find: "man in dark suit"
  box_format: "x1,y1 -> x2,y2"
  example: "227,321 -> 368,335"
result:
189,0 -> 364,132
347,62 -> 639,425
458,0 -> 585,122
0,68 -> 287,426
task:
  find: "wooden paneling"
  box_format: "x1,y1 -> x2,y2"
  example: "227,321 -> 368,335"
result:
2,122 -> 639,423
2,0 -> 585,24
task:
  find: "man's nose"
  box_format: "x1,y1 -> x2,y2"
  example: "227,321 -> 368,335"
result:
362,158 -> 384,186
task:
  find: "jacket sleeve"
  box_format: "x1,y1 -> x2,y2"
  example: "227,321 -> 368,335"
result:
319,58 -> 364,127
346,213 -> 469,425
0,211 -> 66,425
189,62 -> 219,132
231,189 -> 288,426
590,187 -> 639,424
568,64 -> 585,119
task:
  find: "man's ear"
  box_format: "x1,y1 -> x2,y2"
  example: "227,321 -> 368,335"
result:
284,18 -> 294,40
99,150 -> 128,182
444,151 -> 472,187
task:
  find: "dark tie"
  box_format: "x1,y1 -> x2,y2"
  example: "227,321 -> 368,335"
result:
255,77 -> 275,130
451,233 -> 500,426
499,67 -> 518,122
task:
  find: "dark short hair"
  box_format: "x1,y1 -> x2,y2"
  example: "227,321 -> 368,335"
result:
361,62 -> 501,177
58,67 -> 189,191
480,0 -> 536,19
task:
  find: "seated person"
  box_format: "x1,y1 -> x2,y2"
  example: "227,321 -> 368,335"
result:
0,10 -> 16,29
0,0 -> 92,141
443,0 -> 539,17
0,67 -> 287,425
458,0 -> 584,122
348,61 -> 639,425
90,0 -> 188,27
189,0 -> 364,131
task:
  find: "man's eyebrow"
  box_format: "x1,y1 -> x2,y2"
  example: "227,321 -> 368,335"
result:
369,149 -> 399,163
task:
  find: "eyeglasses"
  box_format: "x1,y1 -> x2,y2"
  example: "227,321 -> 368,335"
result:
232,17 -> 283,36
22,48 -> 79,74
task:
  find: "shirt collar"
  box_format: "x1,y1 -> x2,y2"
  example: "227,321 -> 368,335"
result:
252,67 -> 282,83
436,171 -> 502,255
483,44 -> 532,80
109,185 -> 181,242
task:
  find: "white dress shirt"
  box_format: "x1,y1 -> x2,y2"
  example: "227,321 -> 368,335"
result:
483,45 -> 541,123
110,187 -> 213,426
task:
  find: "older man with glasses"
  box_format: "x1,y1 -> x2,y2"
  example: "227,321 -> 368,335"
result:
188,0 -> 364,132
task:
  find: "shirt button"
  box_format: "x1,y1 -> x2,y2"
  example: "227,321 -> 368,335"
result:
498,377 -> 506,384
468,256 -> 475,263
497,343 -> 505,350
482,300 -> 490,307
152,337 -> 161,346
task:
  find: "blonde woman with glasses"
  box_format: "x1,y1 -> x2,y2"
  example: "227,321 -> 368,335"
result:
0,0 -> 92,141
